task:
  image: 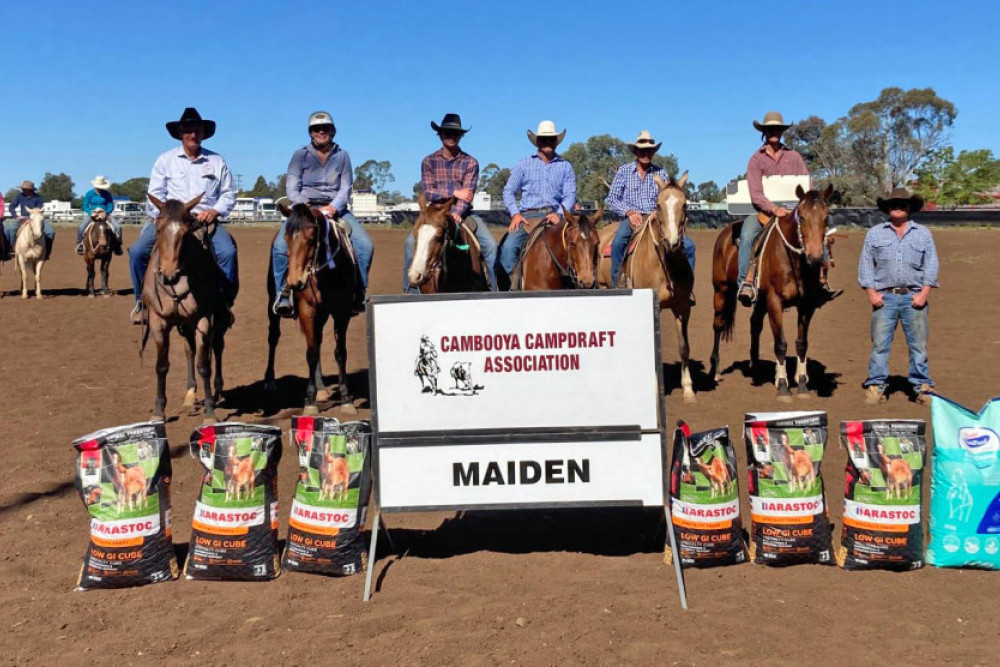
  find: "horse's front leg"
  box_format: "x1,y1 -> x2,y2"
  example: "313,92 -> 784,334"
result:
196,318 -> 216,422
334,312 -> 357,414
101,257 -> 111,296
212,320 -> 226,404
18,258 -> 28,299
710,289 -> 725,384
86,257 -> 96,297
183,330 -> 197,409
152,319 -> 171,419
34,260 -> 43,300
301,308 -> 322,415
749,300 -> 766,380
674,306 -> 695,403
795,306 -> 815,398
766,294 -> 791,402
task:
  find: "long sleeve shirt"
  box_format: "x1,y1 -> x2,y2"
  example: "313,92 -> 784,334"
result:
8,192 -> 44,217
606,162 -> 670,216
285,143 -> 352,214
82,188 -> 115,215
503,153 -> 576,216
146,146 -> 235,219
746,145 -> 810,214
421,149 -> 479,218
858,221 -> 939,291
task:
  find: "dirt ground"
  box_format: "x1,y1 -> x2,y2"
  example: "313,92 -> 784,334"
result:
1,224 -> 998,665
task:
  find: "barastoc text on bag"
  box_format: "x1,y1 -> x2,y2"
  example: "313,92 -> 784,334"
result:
184,422 -> 283,581
73,421 -> 178,590
745,411 -> 833,565
283,417 -> 372,576
666,422 -> 746,567
838,420 -> 927,570
927,395 -> 1000,569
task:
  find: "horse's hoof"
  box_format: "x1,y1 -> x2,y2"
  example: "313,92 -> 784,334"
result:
183,389 -> 197,408
103,293 -> 112,299
796,389 -> 812,399
316,388 -> 332,403
21,294 -> 28,300
777,394 -> 793,403
341,402 -> 359,416
303,404 -> 320,416
35,295 -> 42,300
682,393 -> 697,404
87,293 -> 95,299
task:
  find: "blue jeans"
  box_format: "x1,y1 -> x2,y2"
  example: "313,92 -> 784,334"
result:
738,214 -> 829,284
610,220 -> 696,285
4,219 -> 55,255
272,211 -> 372,294
76,214 -> 122,243
402,214 -> 497,292
129,220 -> 239,304
864,291 -> 932,389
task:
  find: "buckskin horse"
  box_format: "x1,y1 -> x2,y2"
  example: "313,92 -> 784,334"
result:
264,201 -> 357,415
83,211 -> 114,298
709,184 -> 833,401
140,194 -> 230,421
521,208 -> 602,290
407,194 -> 489,293
597,172 -> 697,402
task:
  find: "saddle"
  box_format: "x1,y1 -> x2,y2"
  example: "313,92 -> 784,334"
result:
507,217 -> 552,291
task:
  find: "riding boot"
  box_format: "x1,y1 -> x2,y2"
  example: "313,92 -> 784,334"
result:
818,280 -> 844,305
113,233 -> 123,256
76,242 -> 85,256
130,301 -> 146,326
44,237 -> 53,261
737,261 -> 757,307
273,287 -> 295,319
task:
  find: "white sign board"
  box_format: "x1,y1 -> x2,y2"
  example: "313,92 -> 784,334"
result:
367,291 -> 666,511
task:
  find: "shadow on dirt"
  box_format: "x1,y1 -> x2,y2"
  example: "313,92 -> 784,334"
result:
220,369 -> 370,419
713,358 -> 841,397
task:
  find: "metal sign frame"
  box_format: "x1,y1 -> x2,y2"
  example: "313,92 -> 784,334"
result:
362,289 -> 687,608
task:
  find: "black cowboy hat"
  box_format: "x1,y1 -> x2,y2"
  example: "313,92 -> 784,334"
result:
877,186 -> 924,214
166,107 -> 216,140
430,113 -> 470,134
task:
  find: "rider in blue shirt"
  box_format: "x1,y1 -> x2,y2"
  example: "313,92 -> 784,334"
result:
5,181 -> 54,259
75,176 -> 122,255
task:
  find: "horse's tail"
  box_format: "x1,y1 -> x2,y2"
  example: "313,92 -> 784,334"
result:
719,287 -> 737,342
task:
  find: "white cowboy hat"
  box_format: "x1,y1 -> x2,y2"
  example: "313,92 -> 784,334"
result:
753,111 -> 791,133
627,130 -> 662,155
91,175 -> 111,189
527,120 -> 566,147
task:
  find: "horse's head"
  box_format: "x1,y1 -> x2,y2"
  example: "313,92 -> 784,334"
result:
562,207 -> 603,289
653,171 -> 688,252
408,193 -> 456,288
26,207 -> 45,238
278,200 -> 324,292
90,209 -> 110,251
794,183 -> 834,268
148,193 -> 202,285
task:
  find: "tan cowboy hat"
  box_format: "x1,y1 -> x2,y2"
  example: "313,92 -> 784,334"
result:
166,107 -> 216,140
527,120 -> 566,147
91,175 -> 111,190
627,130 -> 662,155
20,180 -> 35,191
753,111 -> 791,133
877,186 -> 924,214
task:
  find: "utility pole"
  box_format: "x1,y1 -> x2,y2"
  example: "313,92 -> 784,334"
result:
235,174 -> 243,193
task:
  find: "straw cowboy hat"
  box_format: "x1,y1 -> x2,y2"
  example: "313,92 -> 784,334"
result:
527,120 -> 566,147
166,107 -> 216,140
91,175 -> 111,190
431,113 -> 470,134
877,186 -> 924,214
627,130 -> 662,155
753,111 -> 791,133
20,180 -> 35,191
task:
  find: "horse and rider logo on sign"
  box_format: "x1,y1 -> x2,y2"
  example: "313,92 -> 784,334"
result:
414,335 -> 483,396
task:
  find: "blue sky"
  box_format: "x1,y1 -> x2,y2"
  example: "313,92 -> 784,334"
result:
2,0 -> 997,198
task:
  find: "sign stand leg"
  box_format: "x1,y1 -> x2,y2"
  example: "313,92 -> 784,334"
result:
363,507 -> 381,602
664,504 -> 688,610
379,513 -> 395,551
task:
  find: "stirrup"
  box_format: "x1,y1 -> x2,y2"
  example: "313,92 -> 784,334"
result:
130,302 -> 145,325
273,289 -> 295,319
737,283 -> 757,307
75,242 -> 85,255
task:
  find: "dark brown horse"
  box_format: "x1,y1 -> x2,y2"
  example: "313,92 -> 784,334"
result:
521,208 -> 602,290
83,211 -> 113,297
265,202 -> 357,415
140,194 -> 230,421
709,184 -> 833,401
406,194 -> 489,293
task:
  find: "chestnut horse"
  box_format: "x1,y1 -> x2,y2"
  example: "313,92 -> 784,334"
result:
83,211 -> 113,297
597,172 -> 696,402
140,194 -> 229,421
709,184 -> 833,401
264,202 -> 357,415
521,208 -> 602,290
407,194 -> 489,293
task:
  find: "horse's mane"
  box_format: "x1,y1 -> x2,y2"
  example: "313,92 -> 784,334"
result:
286,203 -> 328,257
157,200 -> 189,225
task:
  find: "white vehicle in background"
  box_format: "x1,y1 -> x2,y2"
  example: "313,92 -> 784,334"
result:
257,198 -> 277,220
113,201 -> 146,224
231,197 -> 257,221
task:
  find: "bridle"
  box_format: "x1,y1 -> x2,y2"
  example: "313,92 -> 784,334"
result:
153,217 -> 210,303
413,215 -> 462,291
286,213 -> 326,293
541,219 -> 598,289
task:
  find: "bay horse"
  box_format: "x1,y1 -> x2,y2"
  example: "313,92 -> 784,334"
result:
264,202 -> 357,415
13,207 -> 46,300
140,194 -> 230,421
709,184 -> 833,401
521,208 -> 602,290
597,172 -> 696,402
407,193 -> 489,293
83,211 -> 113,297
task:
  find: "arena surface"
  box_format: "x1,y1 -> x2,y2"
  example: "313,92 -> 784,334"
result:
1,225 -> 998,664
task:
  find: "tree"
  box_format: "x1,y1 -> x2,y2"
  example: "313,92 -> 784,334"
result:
695,181 -> 723,203
915,148 -> 1000,207
412,181 -> 423,199
275,174 -> 287,199
377,190 -> 406,206
784,115 -> 827,169
562,134 -> 679,204
354,159 -> 394,193
37,172 -> 75,202
478,163 -> 511,201
245,175 -> 274,198
4,187 -> 19,204
110,177 -> 151,202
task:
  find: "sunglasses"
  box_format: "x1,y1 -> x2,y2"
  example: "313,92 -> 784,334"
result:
310,125 -> 334,134
537,136 -> 558,144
